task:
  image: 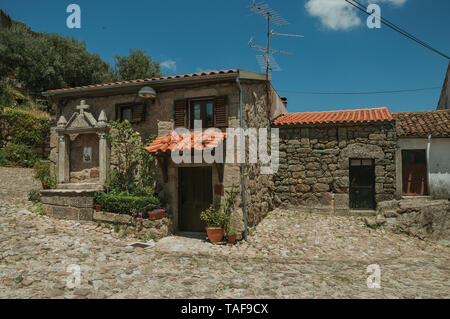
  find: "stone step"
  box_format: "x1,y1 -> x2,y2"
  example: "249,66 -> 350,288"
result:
57,183 -> 102,190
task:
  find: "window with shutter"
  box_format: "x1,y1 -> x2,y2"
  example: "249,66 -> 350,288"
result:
131,103 -> 145,123
174,99 -> 187,128
115,102 -> 146,123
214,96 -> 228,128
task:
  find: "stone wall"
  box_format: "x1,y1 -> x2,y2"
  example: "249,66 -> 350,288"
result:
274,123 -> 397,213
41,189 -> 95,221
93,211 -> 172,240
240,81 -> 279,228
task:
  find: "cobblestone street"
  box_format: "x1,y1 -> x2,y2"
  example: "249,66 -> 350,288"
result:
0,167 -> 449,298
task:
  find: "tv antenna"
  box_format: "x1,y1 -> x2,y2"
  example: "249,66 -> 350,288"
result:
248,1 -> 304,81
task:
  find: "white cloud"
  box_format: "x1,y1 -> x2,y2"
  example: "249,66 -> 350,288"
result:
305,0 -> 407,31
305,0 -> 361,31
160,59 -> 177,72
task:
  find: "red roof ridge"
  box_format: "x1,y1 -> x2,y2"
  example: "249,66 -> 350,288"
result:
273,107 -> 393,126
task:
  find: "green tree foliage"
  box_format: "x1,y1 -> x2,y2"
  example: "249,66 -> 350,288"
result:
114,49 -> 162,81
0,23 -> 115,94
0,11 -> 162,95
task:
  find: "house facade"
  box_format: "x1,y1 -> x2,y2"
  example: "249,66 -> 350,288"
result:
43,69 -> 287,238
272,108 -> 397,213
393,110 -> 450,199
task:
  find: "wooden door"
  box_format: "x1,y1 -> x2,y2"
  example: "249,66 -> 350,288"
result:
349,159 -> 375,210
402,150 -> 428,196
178,167 -> 212,232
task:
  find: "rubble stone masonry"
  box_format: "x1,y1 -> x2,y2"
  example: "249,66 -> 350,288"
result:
274,122 -> 397,213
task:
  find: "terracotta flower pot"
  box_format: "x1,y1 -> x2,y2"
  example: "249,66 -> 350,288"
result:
227,234 -> 237,244
206,227 -> 224,243
94,204 -> 102,212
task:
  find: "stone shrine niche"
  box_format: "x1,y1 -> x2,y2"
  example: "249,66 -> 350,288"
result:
56,100 -> 110,187
69,133 -> 100,182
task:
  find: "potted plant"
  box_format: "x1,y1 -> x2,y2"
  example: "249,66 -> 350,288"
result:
226,228 -> 237,244
33,161 -> 57,189
200,205 -> 229,243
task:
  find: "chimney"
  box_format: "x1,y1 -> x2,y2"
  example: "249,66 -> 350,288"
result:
281,97 -> 287,108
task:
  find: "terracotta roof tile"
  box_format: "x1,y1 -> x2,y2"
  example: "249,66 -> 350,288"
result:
273,107 -> 393,126
46,69 -> 238,94
144,129 -> 227,154
393,109 -> 450,138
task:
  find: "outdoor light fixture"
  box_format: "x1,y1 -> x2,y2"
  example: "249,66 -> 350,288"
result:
138,86 -> 157,99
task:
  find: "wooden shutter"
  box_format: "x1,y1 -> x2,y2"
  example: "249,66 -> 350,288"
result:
174,99 -> 187,128
131,103 -> 145,123
214,96 -> 228,128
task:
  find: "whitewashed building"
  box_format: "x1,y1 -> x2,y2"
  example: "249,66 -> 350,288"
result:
394,110 -> 450,199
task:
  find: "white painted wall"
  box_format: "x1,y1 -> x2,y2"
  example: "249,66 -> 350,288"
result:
397,138 -> 450,199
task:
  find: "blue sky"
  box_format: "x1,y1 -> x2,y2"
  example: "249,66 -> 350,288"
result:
1,0 -> 449,113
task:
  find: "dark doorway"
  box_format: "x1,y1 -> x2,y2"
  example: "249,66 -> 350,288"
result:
349,159 -> 375,210
178,167 -> 212,232
402,150 -> 428,196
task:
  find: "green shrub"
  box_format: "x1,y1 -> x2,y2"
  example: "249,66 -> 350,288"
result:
32,161 -> 57,189
0,107 -> 50,147
28,189 -> 41,202
200,205 -> 230,228
94,191 -> 162,216
0,143 -> 37,167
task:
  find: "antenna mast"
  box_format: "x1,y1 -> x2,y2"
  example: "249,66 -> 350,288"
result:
248,1 -> 303,80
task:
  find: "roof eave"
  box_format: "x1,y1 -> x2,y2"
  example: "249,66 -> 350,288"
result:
42,73 -> 239,97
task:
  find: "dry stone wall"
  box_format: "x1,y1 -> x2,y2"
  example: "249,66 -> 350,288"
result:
274,123 -> 397,213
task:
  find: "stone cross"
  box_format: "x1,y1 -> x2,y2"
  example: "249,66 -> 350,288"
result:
76,100 -> 90,115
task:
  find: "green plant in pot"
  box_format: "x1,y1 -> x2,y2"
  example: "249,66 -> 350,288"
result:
33,161 -> 57,189
200,204 -> 229,243
226,226 -> 237,244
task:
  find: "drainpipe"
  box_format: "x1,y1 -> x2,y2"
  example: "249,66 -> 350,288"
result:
236,73 -> 247,240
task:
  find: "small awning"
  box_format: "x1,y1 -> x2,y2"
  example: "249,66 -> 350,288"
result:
144,129 -> 226,154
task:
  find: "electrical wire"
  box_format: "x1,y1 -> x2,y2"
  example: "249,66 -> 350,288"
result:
278,86 -> 441,95
344,0 -> 450,60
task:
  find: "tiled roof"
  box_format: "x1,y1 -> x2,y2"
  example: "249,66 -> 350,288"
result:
45,69 -> 238,95
393,109 -> 450,138
273,107 -> 394,126
144,129 -> 227,154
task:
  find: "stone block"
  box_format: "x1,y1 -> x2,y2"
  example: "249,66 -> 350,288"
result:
334,194 -> 349,209
313,183 -> 330,192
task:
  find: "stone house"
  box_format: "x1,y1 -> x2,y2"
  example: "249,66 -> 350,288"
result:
272,107 -> 397,213
42,69 -> 287,238
393,109 -> 450,199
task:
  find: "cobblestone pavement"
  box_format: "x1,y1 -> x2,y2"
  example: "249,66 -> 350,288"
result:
0,167 -> 449,298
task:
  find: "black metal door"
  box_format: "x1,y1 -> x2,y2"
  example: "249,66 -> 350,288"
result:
349,159 -> 375,210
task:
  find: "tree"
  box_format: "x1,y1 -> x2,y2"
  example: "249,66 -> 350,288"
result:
0,22 -> 116,94
114,49 -> 162,81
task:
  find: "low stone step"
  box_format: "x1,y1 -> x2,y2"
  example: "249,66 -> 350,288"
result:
57,183 -> 102,190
